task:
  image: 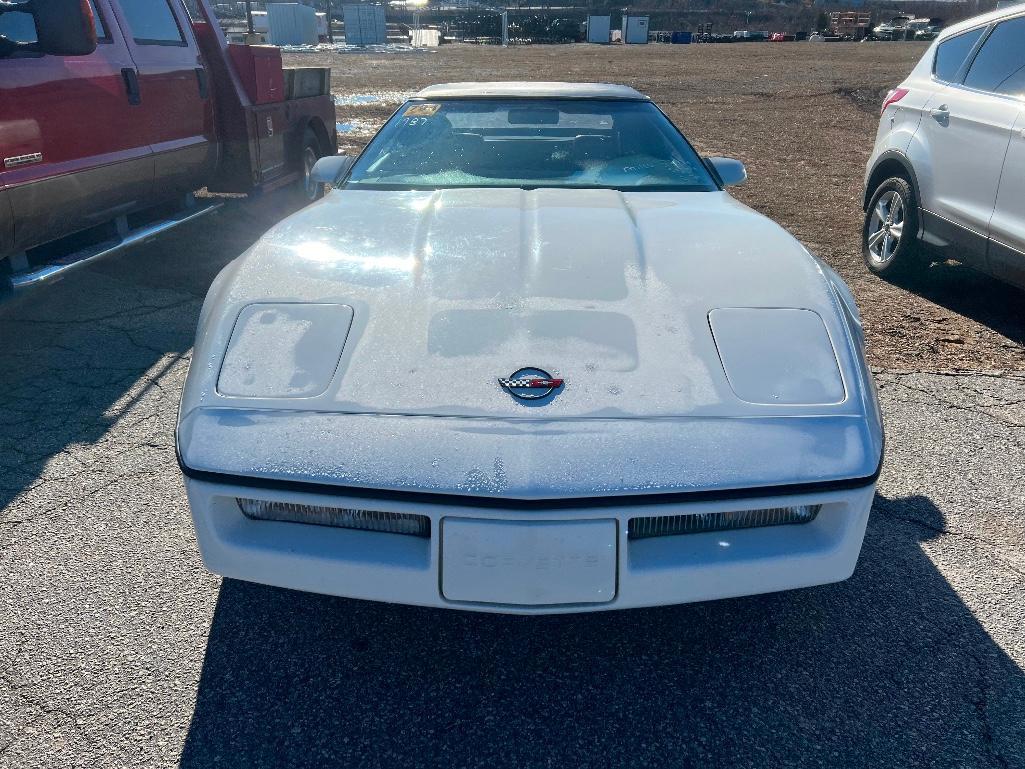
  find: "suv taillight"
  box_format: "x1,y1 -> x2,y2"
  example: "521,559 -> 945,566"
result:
881,88 -> 909,114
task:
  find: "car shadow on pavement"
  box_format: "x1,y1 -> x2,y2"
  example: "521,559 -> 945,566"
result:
180,494 -> 1025,769
902,261 -> 1025,347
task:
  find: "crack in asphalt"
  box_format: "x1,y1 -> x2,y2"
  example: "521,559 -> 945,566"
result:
0,297 -> 200,328
968,650 -> 1012,769
875,506 -> 1025,581
876,374 -> 1025,441
1,283 -> 1024,767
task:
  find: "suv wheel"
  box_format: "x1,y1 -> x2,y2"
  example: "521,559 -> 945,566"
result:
863,177 -> 922,279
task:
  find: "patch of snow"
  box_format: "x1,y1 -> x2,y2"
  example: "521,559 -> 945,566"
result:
280,43 -> 430,54
333,90 -> 414,107
336,118 -> 381,137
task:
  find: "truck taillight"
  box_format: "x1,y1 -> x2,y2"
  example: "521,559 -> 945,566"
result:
881,88 -> 909,114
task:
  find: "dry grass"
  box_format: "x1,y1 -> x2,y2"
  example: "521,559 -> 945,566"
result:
285,42 -> 1025,371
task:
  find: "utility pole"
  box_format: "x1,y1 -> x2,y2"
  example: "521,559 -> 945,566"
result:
326,0 -> 334,42
245,0 -> 254,34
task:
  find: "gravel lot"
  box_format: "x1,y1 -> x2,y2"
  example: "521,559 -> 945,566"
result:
322,42 -> 1025,371
1,42 -> 1024,768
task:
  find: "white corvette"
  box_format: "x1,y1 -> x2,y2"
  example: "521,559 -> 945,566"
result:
177,83 -> 883,613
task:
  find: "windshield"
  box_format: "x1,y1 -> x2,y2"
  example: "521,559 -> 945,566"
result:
344,99 -> 718,192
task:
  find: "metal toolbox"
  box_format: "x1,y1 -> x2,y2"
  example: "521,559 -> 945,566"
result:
283,68 -> 331,100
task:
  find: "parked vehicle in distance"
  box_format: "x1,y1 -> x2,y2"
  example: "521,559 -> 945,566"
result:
0,0 -> 336,292
177,82 -> 883,614
904,19 -> 932,39
914,21 -> 945,41
863,6 -> 1025,286
871,16 -> 910,40
732,30 -> 769,41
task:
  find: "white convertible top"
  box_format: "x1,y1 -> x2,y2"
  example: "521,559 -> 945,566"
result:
413,82 -> 649,100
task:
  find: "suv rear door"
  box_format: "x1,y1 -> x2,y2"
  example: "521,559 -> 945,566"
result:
975,15 -> 1025,285
108,0 -> 214,200
0,0 -> 154,257
991,107 -> 1025,286
913,24 -> 1019,267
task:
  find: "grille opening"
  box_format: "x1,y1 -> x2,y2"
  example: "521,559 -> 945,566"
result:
628,505 -> 822,539
237,499 -> 431,538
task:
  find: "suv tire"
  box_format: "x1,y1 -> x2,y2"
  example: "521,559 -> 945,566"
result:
862,176 -> 924,280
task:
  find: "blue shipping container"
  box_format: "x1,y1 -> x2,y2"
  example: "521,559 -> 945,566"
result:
671,31 -> 692,43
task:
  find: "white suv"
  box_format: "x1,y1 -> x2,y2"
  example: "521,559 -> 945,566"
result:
863,7 -> 1025,285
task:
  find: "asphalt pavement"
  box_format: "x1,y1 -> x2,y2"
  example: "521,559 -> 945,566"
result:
1,202 -> 1024,769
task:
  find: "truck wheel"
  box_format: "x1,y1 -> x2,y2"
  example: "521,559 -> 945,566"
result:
862,176 -> 923,280
298,129 -> 325,203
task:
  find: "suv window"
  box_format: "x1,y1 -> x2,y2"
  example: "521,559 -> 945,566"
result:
119,0 -> 185,45
933,27 -> 985,82
964,16 -> 1025,96
0,0 -> 108,44
994,67 -> 1025,98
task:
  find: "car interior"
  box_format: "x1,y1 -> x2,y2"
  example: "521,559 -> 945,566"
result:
349,100 -> 716,189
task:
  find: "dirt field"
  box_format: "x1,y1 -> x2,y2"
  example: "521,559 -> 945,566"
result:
284,42 -> 1025,372
5,44 -> 1025,769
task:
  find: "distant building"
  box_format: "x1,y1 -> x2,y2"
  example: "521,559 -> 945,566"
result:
266,3 -> 319,45
586,15 -> 611,44
342,4 -> 387,46
621,15 -> 649,44
829,10 -> 872,37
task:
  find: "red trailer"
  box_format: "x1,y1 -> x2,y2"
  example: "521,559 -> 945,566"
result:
0,0 -> 336,291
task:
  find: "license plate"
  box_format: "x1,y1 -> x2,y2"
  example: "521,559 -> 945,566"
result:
441,518 -> 617,606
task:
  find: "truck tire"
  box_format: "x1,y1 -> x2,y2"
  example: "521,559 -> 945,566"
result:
297,128 -> 325,203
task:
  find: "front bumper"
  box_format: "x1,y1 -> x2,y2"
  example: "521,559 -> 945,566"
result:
177,408 -> 882,500
184,477 -> 876,614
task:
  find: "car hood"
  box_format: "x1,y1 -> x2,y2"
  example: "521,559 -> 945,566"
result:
182,187 -> 867,423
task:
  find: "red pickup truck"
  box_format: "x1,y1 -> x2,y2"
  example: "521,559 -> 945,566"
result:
0,0 -> 336,290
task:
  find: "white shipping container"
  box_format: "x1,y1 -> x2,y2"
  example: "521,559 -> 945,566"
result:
586,15 -> 611,44
621,15 -> 649,44
266,3 -> 318,45
249,10 -> 270,32
411,28 -> 441,47
343,4 -> 387,46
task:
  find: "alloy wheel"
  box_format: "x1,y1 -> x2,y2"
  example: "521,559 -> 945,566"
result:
867,190 -> 905,265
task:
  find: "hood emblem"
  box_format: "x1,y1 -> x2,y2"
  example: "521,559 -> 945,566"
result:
499,367 -> 564,401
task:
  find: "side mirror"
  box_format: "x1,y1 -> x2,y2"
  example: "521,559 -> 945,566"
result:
706,156 -> 748,187
0,0 -> 98,56
35,0 -> 98,55
311,155 -> 354,187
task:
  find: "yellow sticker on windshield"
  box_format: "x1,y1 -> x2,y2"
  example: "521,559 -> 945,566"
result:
405,103 -> 440,117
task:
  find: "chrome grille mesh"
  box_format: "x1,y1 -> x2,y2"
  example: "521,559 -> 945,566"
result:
628,505 -> 822,539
